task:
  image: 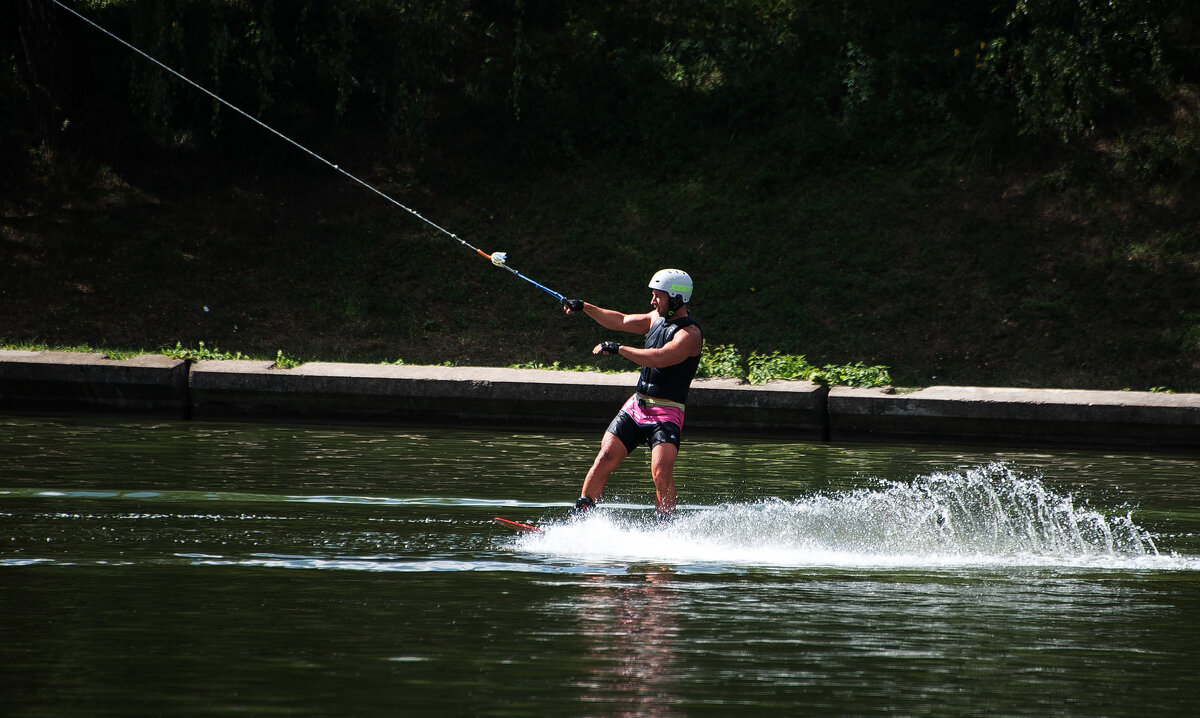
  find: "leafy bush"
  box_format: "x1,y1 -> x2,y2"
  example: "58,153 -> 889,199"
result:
748,351 -> 891,388
746,351 -> 811,385
160,341 -> 246,362
696,343 -> 745,379
813,362 -> 894,388
273,350 -> 302,369
698,345 -> 892,387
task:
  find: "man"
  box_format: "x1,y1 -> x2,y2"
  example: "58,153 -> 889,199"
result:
562,269 -> 702,520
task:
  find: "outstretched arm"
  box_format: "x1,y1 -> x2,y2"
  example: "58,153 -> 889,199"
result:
564,300 -> 655,335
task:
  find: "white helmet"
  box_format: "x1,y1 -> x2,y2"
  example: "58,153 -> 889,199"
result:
648,268 -> 693,304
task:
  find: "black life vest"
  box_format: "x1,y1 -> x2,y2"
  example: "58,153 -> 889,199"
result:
636,315 -> 702,404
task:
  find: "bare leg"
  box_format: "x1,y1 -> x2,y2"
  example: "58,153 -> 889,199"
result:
649,442 -> 678,514
580,430 -> 628,501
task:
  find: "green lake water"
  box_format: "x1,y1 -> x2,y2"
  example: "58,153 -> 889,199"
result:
2,415 -> 1198,716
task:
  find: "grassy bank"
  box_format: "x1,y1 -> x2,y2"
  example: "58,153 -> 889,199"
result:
2,137 -> 1199,392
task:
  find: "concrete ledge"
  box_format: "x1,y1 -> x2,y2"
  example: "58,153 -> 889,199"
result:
0,350 -> 189,415
189,361 -> 637,427
3,350 -> 1198,448
687,377 -> 827,436
188,361 -> 828,436
829,385 -> 1200,447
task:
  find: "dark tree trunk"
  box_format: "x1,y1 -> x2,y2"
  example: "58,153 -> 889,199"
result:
17,0 -> 90,148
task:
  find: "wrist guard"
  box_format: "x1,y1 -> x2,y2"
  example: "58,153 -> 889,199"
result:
600,341 -> 621,355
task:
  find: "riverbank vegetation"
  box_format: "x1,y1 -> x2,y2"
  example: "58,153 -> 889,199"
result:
3,1 -> 1198,390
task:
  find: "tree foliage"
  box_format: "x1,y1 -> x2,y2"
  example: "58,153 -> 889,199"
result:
5,0 -> 1199,180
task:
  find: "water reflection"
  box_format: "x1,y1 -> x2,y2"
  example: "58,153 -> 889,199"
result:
568,569 -> 682,717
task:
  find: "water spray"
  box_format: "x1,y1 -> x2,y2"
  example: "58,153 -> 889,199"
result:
49,0 -> 567,305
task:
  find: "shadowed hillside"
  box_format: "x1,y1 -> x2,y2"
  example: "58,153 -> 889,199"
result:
3,1 -> 1198,391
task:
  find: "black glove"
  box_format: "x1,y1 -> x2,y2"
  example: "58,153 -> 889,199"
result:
599,341 -> 621,355
563,299 -> 583,313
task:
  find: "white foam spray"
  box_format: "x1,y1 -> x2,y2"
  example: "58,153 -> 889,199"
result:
520,463 -> 1194,571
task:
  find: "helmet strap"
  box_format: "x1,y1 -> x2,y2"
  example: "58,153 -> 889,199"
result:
668,295 -> 684,315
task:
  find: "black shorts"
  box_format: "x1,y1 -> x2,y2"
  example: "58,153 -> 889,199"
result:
606,410 -> 682,454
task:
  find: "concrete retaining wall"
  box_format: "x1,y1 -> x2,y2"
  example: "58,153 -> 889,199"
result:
0,350 -> 188,415
189,361 -> 639,428
188,361 -> 827,436
2,350 -> 1198,448
829,385 -> 1200,448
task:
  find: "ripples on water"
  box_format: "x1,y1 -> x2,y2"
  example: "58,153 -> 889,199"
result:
5,462 -> 1195,573
2,418 -> 1198,716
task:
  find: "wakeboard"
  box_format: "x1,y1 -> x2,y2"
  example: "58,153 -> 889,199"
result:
492,516 -> 543,533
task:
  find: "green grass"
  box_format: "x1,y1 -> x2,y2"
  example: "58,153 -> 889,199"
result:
2,140 -> 1198,392
0,339 -> 142,359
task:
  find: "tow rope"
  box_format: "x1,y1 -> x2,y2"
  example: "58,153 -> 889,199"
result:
49,0 -> 566,303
